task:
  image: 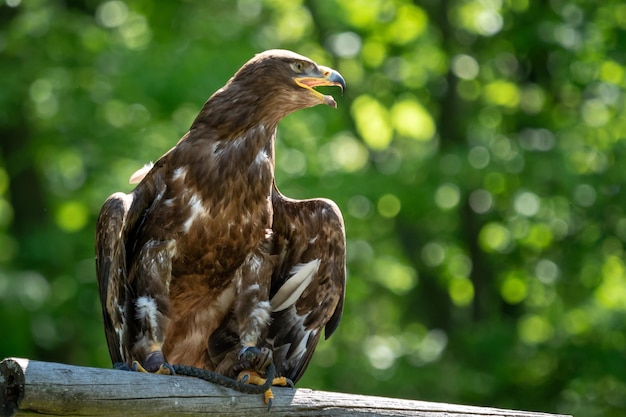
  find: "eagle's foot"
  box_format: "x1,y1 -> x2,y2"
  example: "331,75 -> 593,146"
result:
236,370 -> 292,409
131,361 -> 175,375
237,370 -> 293,387
265,388 -> 274,409
131,351 -> 175,375
273,376 -> 295,388
237,370 -> 273,408
237,369 -> 266,385
234,346 -> 273,374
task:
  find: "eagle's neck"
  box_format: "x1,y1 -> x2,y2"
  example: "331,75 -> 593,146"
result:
169,82 -> 282,211
190,82 -> 283,141
171,114 -> 276,206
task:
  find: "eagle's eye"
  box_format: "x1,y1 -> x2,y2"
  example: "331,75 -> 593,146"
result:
290,61 -> 306,73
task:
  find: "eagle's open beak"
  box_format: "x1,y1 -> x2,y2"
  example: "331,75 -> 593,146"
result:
295,66 -> 346,108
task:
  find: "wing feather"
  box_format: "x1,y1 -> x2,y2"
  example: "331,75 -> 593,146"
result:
95,192 -> 135,364
267,186 -> 346,383
95,165 -> 165,365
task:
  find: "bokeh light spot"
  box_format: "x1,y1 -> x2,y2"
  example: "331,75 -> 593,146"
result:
469,189 -> 493,214
278,148 -> 306,176
574,184 -> 596,207
377,194 -> 401,218
373,257 -> 418,295
55,201 -> 88,232
329,133 -> 369,173
500,271 -> 528,304
599,60 -> 624,85
422,242 -> 446,267
479,222 -> 512,253
0,168 -> 8,195
17,272 -> 50,311
514,191 -> 540,217
0,198 -> 13,228
535,259 -> 560,284
351,95 -> 392,150
391,97 -> 436,141
386,5 -> 428,44
365,335 -> 401,370
484,80 -> 520,108
434,183 -> 460,210
581,99 -> 609,127
328,32 -> 362,58
519,314 -> 553,345
96,1 -> 129,28
563,308 -> 590,336
449,277 -> 474,307
347,195 -> 372,219
452,54 -> 480,80
468,146 -> 490,169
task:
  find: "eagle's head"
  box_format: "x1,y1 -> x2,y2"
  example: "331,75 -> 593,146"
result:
188,50 -> 345,137
227,49 -> 346,118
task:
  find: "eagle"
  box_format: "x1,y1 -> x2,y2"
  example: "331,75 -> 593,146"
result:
95,50 -> 346,393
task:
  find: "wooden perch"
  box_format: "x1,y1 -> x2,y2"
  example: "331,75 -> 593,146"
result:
0,357 -> 571,417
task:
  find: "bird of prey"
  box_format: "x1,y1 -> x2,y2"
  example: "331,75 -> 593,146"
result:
95,50 -> 346,391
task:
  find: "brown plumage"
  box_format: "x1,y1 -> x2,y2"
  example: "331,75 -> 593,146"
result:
95,49 -> 346,384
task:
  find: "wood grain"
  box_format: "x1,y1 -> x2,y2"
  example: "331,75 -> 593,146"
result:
0,358 -> 572,417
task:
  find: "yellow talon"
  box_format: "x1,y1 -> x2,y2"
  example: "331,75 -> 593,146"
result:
155,364 -> 173,375
131,360 -> 173,375
237,370 -> 266,385
271,376 -> 290,387
131,361 -> 148,373
237,369 -> 289,408
237,371 -> 292,388
264,388 -> 274,406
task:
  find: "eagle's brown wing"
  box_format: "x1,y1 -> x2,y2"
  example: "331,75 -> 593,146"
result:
95,163 -> 166,366
267,186 -> 346,383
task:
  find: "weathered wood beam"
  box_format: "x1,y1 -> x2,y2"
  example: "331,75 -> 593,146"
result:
0,357 -> 571,417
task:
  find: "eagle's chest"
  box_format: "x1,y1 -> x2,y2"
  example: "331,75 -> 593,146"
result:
165,151 -> 274,276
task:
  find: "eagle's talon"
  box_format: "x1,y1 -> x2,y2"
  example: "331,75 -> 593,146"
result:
156,363 -> 175,375
131,359 -> 174,375
236,369 -> 281,409
264,388 -> 274,409
237,370 -> 266,385
277,377 -> 294,388
237,346 -> 273,374
142,350 -> 169,373
131,360 -> 148,373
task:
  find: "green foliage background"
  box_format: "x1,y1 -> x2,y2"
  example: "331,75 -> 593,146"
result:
1,0 -> 626,415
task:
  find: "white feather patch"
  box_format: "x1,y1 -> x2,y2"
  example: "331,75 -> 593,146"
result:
254,149 -> 269,166
135,296 -> 159,331
114,302 -> 126,358
249,254 -> 263,275
279,311 -> 316,362
171,167 -> 188,182
182,194 -> 206,233
240,300 -> 272,346
271,259 -> 320,312
290,327 -> 315,362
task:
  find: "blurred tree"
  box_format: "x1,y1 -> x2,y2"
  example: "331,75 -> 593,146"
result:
1,0 -> 626,416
